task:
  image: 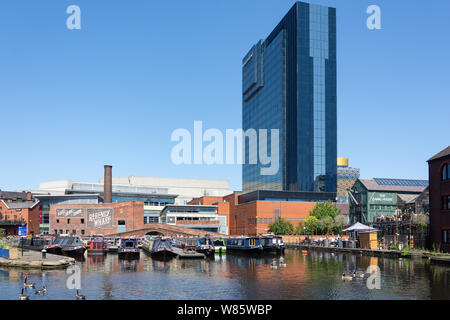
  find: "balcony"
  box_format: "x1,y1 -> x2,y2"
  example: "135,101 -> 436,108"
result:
0,219 -> 26,226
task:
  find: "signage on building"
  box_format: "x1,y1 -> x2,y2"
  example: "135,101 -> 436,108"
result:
86,208 -> 113,228
369,192 -> 396,205
18,226 -> 27,237
167,216 -> 176,224
56,208 -> 84,218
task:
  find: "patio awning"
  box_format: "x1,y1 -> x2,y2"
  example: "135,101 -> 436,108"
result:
342,222 -> 379,233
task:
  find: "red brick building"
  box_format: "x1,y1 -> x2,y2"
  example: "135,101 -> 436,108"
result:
189,192 -> 319,236
428,146 -> 450,252
0,191 -> 40,236
49,201 -> 144,236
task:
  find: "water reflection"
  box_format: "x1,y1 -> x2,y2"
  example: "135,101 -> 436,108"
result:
0,249 -> 449,300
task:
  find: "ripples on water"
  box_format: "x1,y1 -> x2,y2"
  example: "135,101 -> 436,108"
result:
0,249 -> 449,300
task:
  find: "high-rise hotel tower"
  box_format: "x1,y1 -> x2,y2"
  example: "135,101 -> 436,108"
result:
242,1 -> 337,196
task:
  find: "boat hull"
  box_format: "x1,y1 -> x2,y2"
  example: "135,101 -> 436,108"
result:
214,247 -> 226,254
44,245 -> 62,256
62,246 -> 85,257
87,249 -> 108,255
196,248 -> 215,257
118,250 -> 140,260
150,249 -> 177,260
226,246 -> 264,254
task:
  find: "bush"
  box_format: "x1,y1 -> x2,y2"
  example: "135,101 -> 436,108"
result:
401,245 -> 411,256
389,243 -> 399,250
269,218 -> 294,235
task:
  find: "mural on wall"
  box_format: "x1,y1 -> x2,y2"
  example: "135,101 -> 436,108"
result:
55,208 -> 84,218
86,208 -> 114,228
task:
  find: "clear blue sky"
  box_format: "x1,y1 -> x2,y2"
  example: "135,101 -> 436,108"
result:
0,0 -> 449,192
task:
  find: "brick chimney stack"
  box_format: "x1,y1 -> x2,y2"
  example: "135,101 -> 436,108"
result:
104,165 -> 112,203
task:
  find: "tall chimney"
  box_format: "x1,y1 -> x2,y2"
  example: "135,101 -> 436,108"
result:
104,165 -> 112,203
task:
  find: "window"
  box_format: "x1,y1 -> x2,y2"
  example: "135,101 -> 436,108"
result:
81,219 -> 84,224
67,219 -> 70,224
118,220 -> 126,226
56,219 -> 59,224
147,217 -> 158,224
81,230 -> 85,235
443,230 -> 450,244
441,196 -> 450,210
72,230 -> 76,235
59,229 -> 63,234
54,229 -> 57,235
442,163 -> 449,181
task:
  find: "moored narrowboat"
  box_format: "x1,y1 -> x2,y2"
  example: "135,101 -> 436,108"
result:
226,236 -> 263,254
118,238 -> 140,260
260,234 -> 285,253
87,237 -> 108,255
142,237 -> 176,260
212,237 -> 226,254
106,238 -> 120,253
59,237 -> 86,257
43,239 -> 63,255
195,236 -> 215,257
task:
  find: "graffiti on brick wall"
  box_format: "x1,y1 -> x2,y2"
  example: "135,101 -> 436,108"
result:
86,208 -> 113,228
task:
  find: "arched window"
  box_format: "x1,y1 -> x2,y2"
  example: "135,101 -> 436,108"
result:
442,163 -> 449,181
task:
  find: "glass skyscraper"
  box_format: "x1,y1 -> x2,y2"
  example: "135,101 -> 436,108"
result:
242,1 -> 337,195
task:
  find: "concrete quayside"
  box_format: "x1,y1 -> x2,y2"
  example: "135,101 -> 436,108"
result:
0,249 -> 75,269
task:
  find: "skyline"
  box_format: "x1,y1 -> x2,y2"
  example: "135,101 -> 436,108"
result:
1,0 -> 449,192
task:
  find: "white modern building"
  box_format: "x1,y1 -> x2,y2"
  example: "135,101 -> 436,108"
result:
37,177 -> 232,205
98,176 -> 232,205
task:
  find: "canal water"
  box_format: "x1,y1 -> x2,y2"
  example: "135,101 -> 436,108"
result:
0,249 -> 449,300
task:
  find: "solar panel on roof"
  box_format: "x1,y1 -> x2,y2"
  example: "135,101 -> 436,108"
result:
374,178 -> 428,187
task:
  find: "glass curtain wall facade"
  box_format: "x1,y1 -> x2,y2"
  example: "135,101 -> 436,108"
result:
242,1 -> 337,194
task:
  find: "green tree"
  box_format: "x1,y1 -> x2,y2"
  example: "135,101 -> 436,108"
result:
318,216 -> 333,235
413,213 -> 429,232
269,218 -> 294,235
304,216 -> 319,235
310,202 -> 342,220
295,222 -> 305,235
332,214 -> 347,234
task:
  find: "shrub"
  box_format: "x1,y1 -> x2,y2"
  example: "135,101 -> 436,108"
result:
269,218 -> 294,235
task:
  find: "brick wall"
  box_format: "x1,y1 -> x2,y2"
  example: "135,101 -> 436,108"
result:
0,201 -> 40,236
281,235 -> 349,244
429,155 -> 450,252
50,201 -> 144,236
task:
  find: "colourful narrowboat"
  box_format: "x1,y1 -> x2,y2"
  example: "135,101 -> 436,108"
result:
212,237 -> 227,254
226,236 -> 263,254
118,238 -> 140,260
87,237 -> 107,255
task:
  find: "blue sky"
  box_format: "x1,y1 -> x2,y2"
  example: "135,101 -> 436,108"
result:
0,0 -> 449,192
